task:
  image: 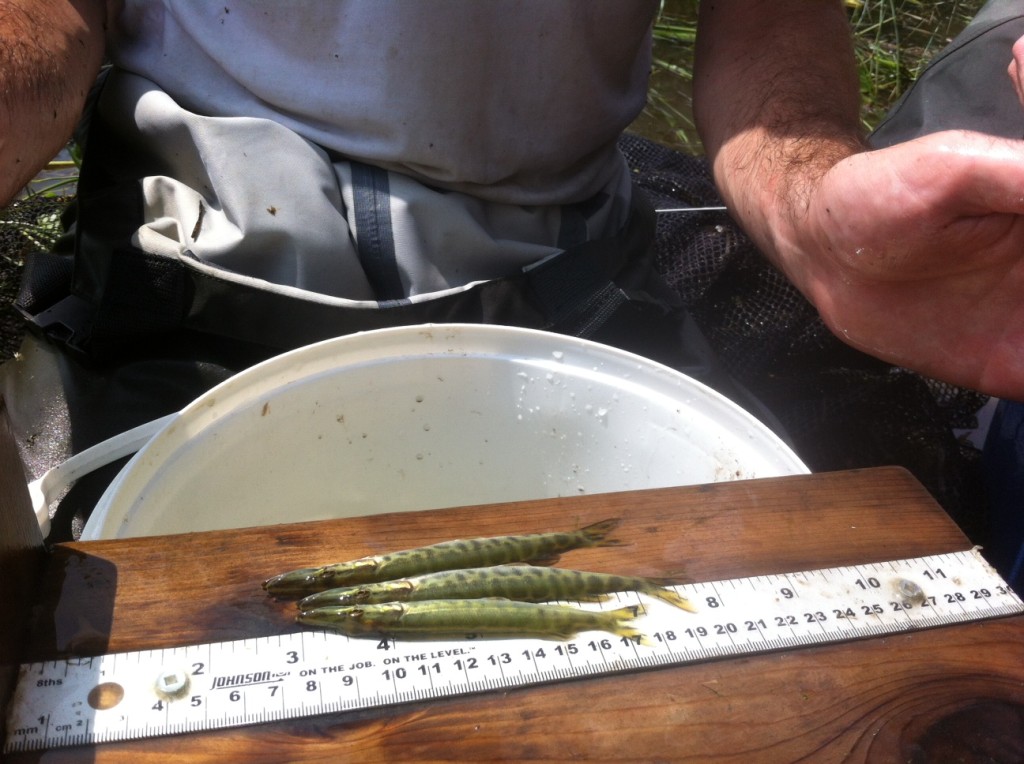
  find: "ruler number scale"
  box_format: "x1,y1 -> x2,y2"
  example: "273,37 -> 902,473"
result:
5,548 -> 1022,753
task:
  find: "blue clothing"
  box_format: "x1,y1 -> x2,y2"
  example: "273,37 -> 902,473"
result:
870,0 -> 1024,590
983,401 -> 1024,591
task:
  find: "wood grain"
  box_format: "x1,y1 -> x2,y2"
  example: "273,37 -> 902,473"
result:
10,467 -> 1024,762
0,399 -> 45,738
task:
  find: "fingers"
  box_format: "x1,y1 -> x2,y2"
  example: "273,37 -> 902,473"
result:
880,131 -> 1024,218
800,130 -> 1024,288
1008,35 -> 1024,108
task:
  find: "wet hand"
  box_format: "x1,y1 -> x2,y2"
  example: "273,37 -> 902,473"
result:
1008,33 -> 1024,108
785,130 -> 1024,398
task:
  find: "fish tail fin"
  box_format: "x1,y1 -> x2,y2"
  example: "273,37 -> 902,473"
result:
607,604 -> 651,646
647,587 -> 698,613
617,603 -> 647,619
581,518 -> 627,547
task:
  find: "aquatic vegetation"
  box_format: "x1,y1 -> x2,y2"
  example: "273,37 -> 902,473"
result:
638,0 -> 984,152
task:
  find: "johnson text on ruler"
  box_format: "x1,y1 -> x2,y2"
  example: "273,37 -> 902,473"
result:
5,548 -> 1022,753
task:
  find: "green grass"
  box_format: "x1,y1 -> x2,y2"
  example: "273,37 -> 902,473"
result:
849,0 -> 982,129
635,0 -> 986,152
0,195 -> 68,262
7,146 -> 80,255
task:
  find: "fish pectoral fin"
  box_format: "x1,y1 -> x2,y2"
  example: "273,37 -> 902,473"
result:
571,594 -> 613,603
606,605 -> 651,646
612,604 -> 646,619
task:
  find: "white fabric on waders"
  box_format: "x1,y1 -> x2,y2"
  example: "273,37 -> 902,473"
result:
100,71 -> 632,302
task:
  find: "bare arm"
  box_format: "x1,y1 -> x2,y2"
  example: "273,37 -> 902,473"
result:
0,0 -> 107,206
693,0 -> 863,277
694,1 -> 1024,398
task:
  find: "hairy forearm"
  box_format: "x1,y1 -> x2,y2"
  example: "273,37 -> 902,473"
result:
693,0 -> 864,295
0,0 -> 106,205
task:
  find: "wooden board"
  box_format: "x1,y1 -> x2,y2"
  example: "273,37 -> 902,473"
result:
0,399 -> 45,736
10,467 -> 1024,762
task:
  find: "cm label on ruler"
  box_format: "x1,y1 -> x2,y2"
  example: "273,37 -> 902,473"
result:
6,549 -> 1023,752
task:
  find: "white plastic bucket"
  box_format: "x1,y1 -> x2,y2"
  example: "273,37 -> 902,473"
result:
81,324 -> 808,539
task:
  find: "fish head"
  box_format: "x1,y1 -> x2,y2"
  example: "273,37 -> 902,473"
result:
262,567 -> 322,597
323,557 -> 379,587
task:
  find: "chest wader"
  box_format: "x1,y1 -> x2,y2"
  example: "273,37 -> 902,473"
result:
14,99 -> 775,542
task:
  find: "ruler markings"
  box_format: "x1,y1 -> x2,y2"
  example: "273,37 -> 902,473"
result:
5,548 -> 1022,753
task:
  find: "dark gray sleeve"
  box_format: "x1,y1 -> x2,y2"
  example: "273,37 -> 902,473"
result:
869,0 -> 1024,147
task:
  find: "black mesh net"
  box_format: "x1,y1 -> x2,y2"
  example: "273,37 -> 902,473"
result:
0,195 -> 69,359
620,133 -> 989,540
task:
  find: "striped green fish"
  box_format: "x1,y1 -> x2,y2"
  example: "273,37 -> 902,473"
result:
263,518 -> 623,597
297,564 -> 695,612
297,599 -> 649,642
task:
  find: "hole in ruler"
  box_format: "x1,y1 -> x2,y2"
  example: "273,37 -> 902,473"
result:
154,668 -> 191,700
87,682 -> 125,710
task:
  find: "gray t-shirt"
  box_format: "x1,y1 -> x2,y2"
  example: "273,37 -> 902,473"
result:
102,1 -> 656,300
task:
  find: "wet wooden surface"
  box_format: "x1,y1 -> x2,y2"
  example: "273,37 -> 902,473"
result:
9,467 -> 1024,762
0,400 -> 45,736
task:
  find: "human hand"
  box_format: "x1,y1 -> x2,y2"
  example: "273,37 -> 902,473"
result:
1008,34 -> 1024,108
780,130 -> 1024,399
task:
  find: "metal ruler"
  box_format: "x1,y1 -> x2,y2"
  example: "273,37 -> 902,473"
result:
6,547 -> 1022,753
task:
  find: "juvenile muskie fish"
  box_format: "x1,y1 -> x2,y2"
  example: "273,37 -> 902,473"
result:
296,599 -> 649,642
264,518 -> 622,597
297,565 -> 696,612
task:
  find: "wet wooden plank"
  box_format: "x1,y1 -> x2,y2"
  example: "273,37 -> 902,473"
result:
11,467 -> 1024,762
0,399 -> 45,738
